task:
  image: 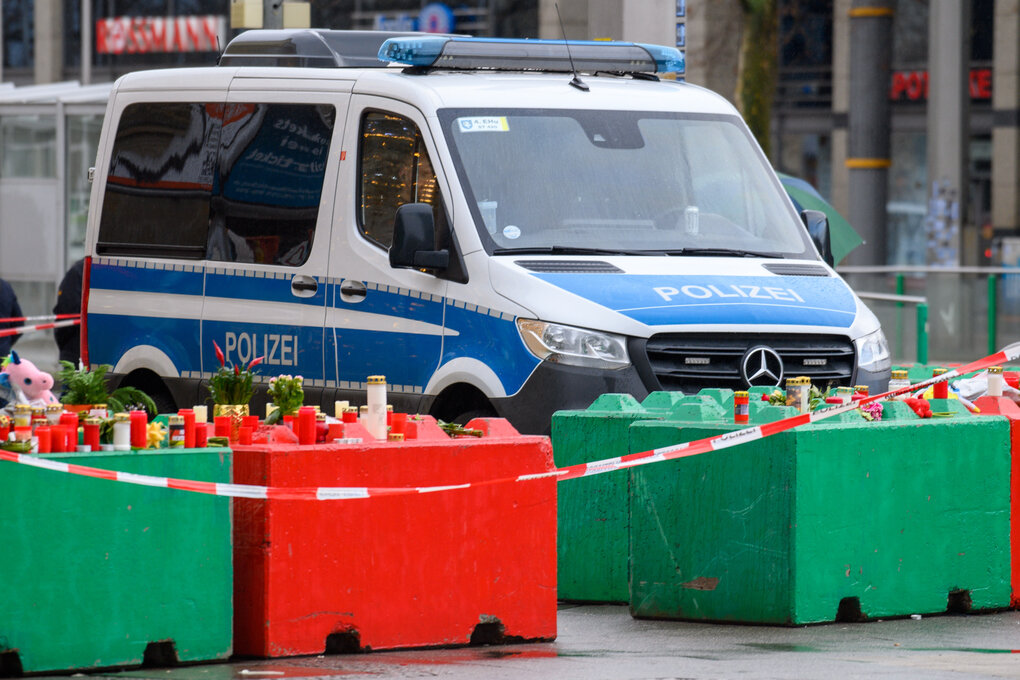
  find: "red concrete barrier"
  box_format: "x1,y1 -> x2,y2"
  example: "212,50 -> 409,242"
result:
232,416 -> 557,656
972,396 -> 1020,608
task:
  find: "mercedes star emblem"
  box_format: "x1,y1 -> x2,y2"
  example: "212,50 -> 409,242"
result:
741,346 -> 784,387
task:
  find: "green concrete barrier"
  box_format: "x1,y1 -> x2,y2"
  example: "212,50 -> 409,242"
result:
0,447 -> 233,673
628,410 -> 1011,624
554,390 -> 761,603
553,393 -> 667,603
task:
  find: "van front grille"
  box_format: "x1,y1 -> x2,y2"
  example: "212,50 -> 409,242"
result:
643,333 -> 856,393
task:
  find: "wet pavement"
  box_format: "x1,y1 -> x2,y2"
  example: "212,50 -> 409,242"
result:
60,604 -> 1020,680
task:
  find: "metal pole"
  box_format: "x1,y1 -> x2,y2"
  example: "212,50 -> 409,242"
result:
895,272 -> 904,359
846,0 -> 893,266
81,0 -> 91,84
988,274 -> 998,356
916,302 -> 928,365
926,1 -> 969,266
263,0 -> 282,29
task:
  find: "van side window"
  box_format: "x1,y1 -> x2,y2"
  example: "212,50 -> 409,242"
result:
209,103 -> 335,266
98,102 -> 219,258
358,111 -> 447,249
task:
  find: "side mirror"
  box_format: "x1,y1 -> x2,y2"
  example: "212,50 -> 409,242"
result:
389,203 -> 450,271
801,209 -> 834,267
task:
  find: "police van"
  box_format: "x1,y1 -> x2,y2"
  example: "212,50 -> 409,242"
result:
82,29 -> 891,433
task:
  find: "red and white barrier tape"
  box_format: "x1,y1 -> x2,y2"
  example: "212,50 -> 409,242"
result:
0,313 -> 81,324
1,342 -> 1018,500
0,318 -> 80,339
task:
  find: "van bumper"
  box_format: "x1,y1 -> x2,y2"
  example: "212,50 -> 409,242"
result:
855,363 -> 892,396
492,362 -> 649,435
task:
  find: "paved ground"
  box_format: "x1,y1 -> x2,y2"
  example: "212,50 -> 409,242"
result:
68,605 -> 1020,680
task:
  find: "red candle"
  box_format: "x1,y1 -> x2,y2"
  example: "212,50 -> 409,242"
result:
0,422 -> 9,442
390,412 -> 407,436
195,422 -> 209,448
243,415 -> 259,431
327,422 -> 344,442
214,415 -> 231,439
342,409 -> 358,424
58,425 -> 73,453
179,409 -> 196,449
83,418 -> 101,451
36,426 -> 51,454
49,425 -> 64,453
298,406 -> 316,445
130,410 -> 148,449
932,368 -> 949,399
238,426 -> 252,445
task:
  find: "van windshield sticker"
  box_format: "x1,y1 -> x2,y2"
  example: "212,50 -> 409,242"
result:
457,117 -> 509,133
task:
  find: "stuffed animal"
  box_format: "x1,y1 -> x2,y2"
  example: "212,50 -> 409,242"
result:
1,351 -> 59,405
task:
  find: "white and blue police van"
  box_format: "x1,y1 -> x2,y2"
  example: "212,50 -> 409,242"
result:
82,30 -> 891,433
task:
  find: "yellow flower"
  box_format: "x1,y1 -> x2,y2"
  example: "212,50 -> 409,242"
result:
147,421 -> 167,448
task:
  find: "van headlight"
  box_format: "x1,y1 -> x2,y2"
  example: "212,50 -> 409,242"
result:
854,328 -> 891,372
517,319 -> 630,370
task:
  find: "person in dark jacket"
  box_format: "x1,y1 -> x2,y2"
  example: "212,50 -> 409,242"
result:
0,277 -> 23,359
53,258 -> 85,364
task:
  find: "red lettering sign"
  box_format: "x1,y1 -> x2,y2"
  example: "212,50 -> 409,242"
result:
890,68 -> 992,101
96,16 -> 225,54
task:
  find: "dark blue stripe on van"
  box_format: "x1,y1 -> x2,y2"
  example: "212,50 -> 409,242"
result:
206,271 -> 325,305
90,262 -> 204,296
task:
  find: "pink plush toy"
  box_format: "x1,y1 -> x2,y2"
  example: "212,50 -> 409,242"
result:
1,351 -> 59,404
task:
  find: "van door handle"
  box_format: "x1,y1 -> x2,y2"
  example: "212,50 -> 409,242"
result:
291,275 -> 318,298
339,279 -> 367,303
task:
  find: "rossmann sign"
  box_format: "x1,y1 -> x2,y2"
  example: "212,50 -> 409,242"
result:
96,15 -> 227,54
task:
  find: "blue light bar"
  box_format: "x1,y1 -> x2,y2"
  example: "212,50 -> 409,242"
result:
378,36 -> 685,74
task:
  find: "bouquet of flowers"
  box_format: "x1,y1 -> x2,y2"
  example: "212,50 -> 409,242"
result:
266,374 -> 304,424
208,341 -> 263,405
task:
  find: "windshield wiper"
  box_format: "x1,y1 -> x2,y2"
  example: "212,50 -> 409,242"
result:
492,246 -> 657,256
665,248 -> 784,259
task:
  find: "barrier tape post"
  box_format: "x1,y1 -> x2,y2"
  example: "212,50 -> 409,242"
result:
2,342 -> 1019,499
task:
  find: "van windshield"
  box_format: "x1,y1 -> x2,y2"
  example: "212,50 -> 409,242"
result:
439,109 -> 813,258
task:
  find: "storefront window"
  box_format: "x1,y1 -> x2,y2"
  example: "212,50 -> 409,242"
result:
887,132 -> 927,265
779,132 -> 831,200
1,0 -> 33,69
0,115 -> 56,178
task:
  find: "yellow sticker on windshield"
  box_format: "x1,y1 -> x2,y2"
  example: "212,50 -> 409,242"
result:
456,117 -> 509,133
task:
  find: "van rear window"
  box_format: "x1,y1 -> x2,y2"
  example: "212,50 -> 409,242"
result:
98,102 -> 335,266
98,103 -> 216,259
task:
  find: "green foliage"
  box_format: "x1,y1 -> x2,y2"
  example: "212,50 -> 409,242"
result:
57,361 -> 157,417
265,375 -> 304,425
437,420 -> 483,438
208,365 -> 256,406
208,341 -> 262,405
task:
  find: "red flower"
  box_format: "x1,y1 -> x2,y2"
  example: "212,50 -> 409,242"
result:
213,341 -> 226,367
234,364 -> 240,376
248,356 -> 265,370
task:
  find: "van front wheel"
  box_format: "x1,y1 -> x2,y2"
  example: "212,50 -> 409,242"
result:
450,407 -> 497,426
430,384 -> 496,426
